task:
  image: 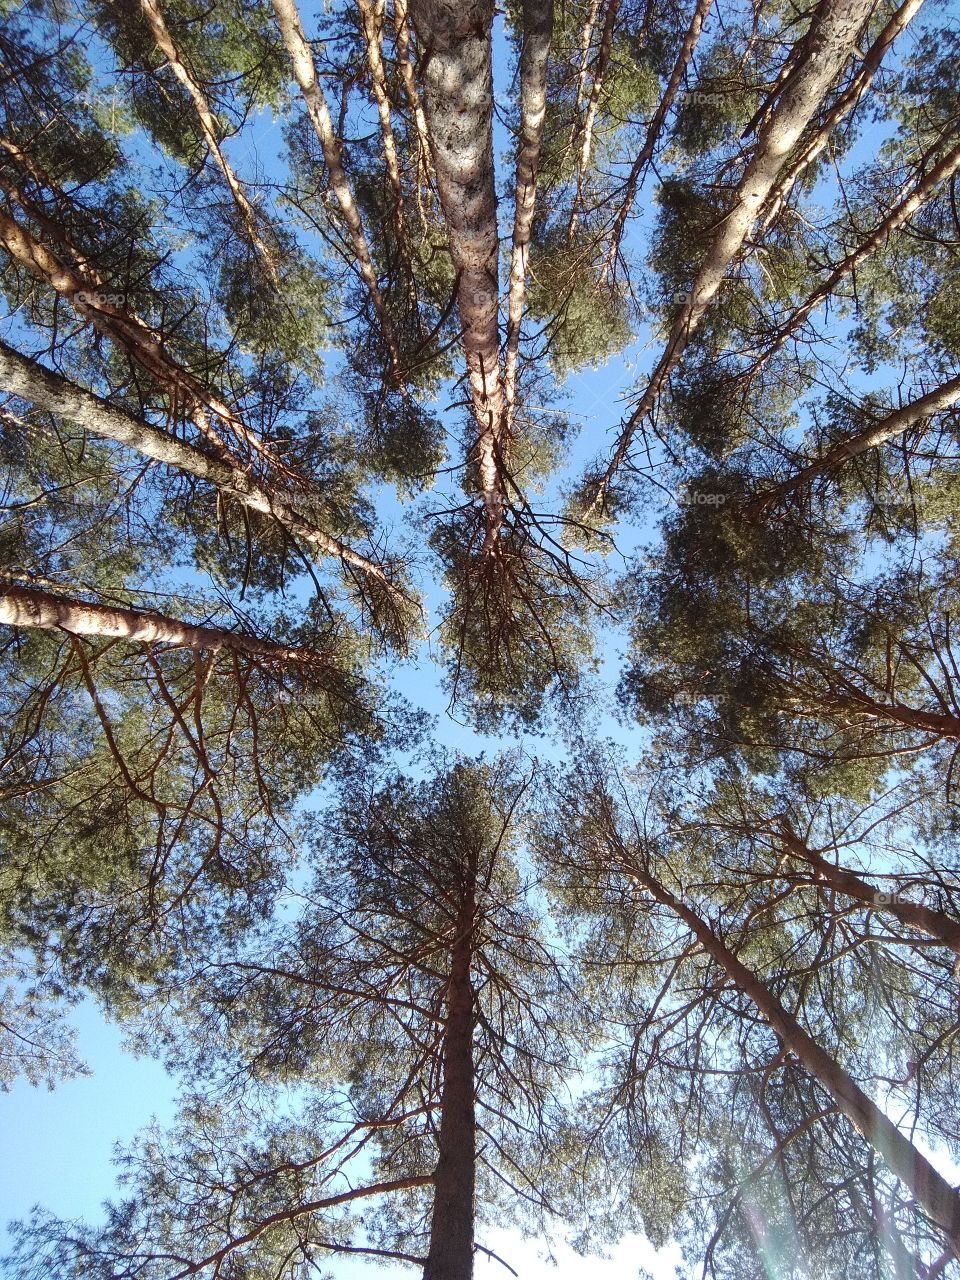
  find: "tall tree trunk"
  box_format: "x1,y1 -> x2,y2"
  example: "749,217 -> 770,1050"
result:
392,0 -> 435,204
0,583 -> 319,663
503,0 -> 553,428
757,0 -> 926,234
778,823 -> 960,955
629,859 -> 960,1257
744,373 -> 960,514
358,0 -> 406,219
410,0 -> 505,545
589,0 -> 869,510
567,0 -> 620,242
0,340 -> 402,593
423,892 -> 477,1280
138,0 -> 280,283
271,0 -> 406,385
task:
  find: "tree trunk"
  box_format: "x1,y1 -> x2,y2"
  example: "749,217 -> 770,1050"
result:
0,339 -> 401,592
567,0 -> 620,242
778,823 -> 960,955
0,583 -> 319,663
756,0 -> 927,234
745,373 -> 960,514
0,202 -> 282,469
590,0 -> 869,509
631,861 -> 960,1257
138,0 -> 280,283
423,893 -> 477,1280
410,0 -> 505,542
504,0 -> 553,428
601,0 -> 713,285
271,0 -> 406,385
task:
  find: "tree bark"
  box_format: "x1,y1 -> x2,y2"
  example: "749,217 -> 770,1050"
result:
0,202 -> 282,469
392,0 -> 435,202
0,583 -> 318,662
271,0 -> 406,385
744,373 -> 960,514
567,0 -> 620,242
423,892 -> 477,1280
590,0 -> 869,510
503,0 -> 553,428
358,0 -> 407,219
0,339 -> 401,591
630,860 -> 960,1257
139,0 -> 280,282
778,823 -> 960,956
410,0 -> 505,543
756,0 -> 927,235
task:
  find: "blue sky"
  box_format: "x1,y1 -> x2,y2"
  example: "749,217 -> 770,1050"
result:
3,0 -> 954,1275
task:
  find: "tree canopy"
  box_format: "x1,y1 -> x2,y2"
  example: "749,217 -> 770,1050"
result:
1,0 -> 960,1275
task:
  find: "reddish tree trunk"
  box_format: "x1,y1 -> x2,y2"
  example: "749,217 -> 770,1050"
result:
423,893 -> 477,1280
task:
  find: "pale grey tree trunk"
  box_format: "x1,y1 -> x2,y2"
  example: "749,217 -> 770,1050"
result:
746,373 -> 960,513
0,584 -> 316,662
591,0 -> 870,509
0,340 -> 400,590
504,0 -> 553,427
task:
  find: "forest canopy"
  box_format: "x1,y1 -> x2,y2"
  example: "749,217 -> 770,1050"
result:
1,0 -> 960,1275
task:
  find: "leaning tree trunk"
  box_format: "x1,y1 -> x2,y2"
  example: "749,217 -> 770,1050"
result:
0,584 -> 323,663
778,823 -> 960,956
0,340 -> 400,593
756,0 -> 927,234
591,0 -> 869,508
630,859 -> 960,1257
744,372 -> 960,515
0,200 -> 281,470
138,0 -> 280,283
410,0 -> 506,545
423,890 -> 477,1280
755,135 -> 960,370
